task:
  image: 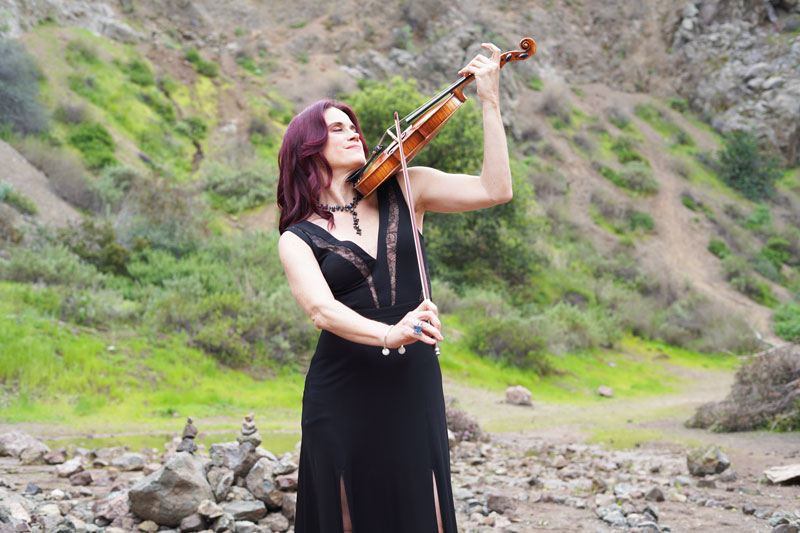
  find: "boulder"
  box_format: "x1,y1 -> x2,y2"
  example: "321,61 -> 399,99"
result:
221,501 -> 266,522
260,512 -> 290,532
94,490 -> 130,522
597,386 -> 615,398
280,493 -> 296,521
111,453 -> 146,471
207,466 -> 234,501
245,458 -> 281,508
505,385 -> 533,406
0,431 -> 50,463
128,452 -> 214,526
275,471 -> 298,491
56,458 -> 84,478
687,445 -> 730,476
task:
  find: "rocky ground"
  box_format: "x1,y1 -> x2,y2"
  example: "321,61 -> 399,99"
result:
1,417 -> 798,533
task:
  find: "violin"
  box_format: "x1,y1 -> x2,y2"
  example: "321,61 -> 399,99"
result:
347,37 -> 536,197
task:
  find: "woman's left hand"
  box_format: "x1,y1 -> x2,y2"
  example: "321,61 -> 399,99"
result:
457,42 -> 502,106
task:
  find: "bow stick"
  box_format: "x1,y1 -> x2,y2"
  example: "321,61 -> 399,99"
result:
392,111 -> 440,356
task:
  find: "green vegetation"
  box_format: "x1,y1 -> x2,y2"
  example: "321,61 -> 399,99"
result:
597,162 -> 659,195
0,183 -> 37,215
0,39 -> 48,134
236,54 -> 262,76
718,130 -> 782,201
707,239 -> 730,259
527,74 -> 543,91
185,47 -> 219,78
67,122 -> 118,170
774,303 -> 800,342
635,103 -> 694,146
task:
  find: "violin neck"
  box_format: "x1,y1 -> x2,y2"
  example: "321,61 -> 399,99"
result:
403,75 -> 471,124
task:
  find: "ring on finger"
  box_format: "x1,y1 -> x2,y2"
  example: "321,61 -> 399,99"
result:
413,321 -> 423,335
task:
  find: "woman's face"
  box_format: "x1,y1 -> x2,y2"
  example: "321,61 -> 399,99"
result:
321,107 -> 366,173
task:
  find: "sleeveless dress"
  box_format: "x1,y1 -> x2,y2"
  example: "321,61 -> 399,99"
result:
284,177 -> 458,533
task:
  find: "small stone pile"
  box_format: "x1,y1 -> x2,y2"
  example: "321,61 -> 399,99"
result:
0,415 -> 299,533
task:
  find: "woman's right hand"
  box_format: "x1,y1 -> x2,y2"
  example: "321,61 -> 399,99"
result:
386,299 -> 443,348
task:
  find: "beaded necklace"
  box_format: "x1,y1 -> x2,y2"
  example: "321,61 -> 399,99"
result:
318,191 -> 363,235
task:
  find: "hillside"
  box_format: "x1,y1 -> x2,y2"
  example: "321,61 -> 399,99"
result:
0,0 -> 799,421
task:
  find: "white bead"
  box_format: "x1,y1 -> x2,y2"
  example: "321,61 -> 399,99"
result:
382,347 -> 390,356
398,345 -> 406,355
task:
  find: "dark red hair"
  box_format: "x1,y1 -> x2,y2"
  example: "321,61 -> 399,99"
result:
277,100 -> 368,233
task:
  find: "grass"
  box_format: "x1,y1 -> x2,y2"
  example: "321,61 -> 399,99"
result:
0,280 -> 738,439
0,281 -> 305,432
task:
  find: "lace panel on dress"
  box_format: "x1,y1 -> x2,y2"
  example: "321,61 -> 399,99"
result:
385,184 -> 399,306
307,233 -> 380,309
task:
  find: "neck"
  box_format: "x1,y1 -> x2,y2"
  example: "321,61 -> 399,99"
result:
319,168 -> 358,206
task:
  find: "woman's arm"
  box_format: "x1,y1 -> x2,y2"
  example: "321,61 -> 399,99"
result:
278,231 -> 443,347
404,43 -> 512,216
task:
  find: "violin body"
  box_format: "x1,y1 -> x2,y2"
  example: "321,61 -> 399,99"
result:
351,37 -> 536,197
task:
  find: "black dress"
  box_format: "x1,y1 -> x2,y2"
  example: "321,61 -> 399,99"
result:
284,177 -> 457,533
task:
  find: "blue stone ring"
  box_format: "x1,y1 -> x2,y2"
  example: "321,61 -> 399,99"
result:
413,322 -> 423,335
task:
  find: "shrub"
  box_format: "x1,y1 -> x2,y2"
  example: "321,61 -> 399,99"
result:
139,89 -> 175,123
617,161 -> 659,194
53,102 -> 87,125
0,39 -> 48,135
15,138 -> 96,210
445,397 -> 486,442
669,98 -> 688,113
708,239 -> 730,259
59,287 -> 139,328
115,175 -> 206,257
605,107 -> 630,130
465,315 -> 552,374
126,59 -> 155,86
774,303 -> 800,342
0,244 -> 105,288
626,210 -> 654,232
65,39 -> 99,64
57,218 -> 131,277
0,182 -> 37,215
717,130 -> 782,201
91,165 -> 140,214
687,343 -> 800,431
761,237 -> 790,267
176,116 -> 207,142
67,122 -> 118,170
611,136 -> 647,164
681,193 -> 697,211
185,47 -> 218,78
200,157 -> 276,214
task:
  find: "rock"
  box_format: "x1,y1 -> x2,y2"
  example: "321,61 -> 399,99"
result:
207,466 -> 234,501
69,471 -> 93,486
178,513 -> 204,532
197,499 -> 224,519
128,452 -> 214,527
234,520 -> 257,533
221,500 -> 266,522
275,471 -> 298,491
237,414 -> 262,448
505,385 -> 533,406
486,493 -> 515,514
212,513 -> 235,533
23,482 -> 42,495
260,512 -> 289,532
273,455 -> 298,476
0,431 -> 50,463
57,457 -> 84,478
743,502 -> 757,514
645,487 -> 665,502
137,521 -> 159,533
764,464 -> 800,484
597,386 -> 614,398
697,478 -> 716,488
111,453 -> 146,471
772,525 -> 800,533
551,455 -> 568,469
280,493 -> 297,521
687,445 -> 730,476
94,490 -> 130,521
43,448 -> 68,465
245,458 -> 280,507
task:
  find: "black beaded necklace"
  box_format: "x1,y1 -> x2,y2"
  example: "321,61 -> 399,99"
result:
318,191 -> 363,235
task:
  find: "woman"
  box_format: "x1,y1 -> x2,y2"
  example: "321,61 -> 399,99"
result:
277,43 -> 512,533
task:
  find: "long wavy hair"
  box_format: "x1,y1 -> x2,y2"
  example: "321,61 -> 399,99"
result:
277,100 -> 368,233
